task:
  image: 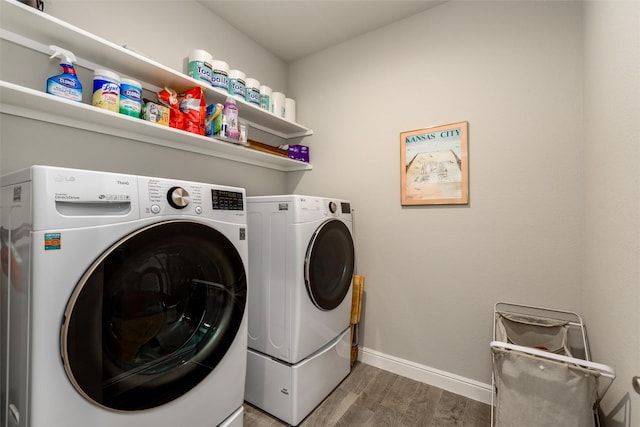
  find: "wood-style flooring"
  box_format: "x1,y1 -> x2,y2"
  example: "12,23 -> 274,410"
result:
243,361 -> 491,427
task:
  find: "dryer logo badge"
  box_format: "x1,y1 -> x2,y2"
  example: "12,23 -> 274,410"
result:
44,233 -> 61,251
278,203 -> 288,211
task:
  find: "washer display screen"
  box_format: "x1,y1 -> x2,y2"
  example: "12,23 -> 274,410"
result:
61,221 -> 246,411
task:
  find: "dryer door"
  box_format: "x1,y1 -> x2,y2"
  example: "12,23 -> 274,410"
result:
60,220 -> 246,411
304,219 -> 355,311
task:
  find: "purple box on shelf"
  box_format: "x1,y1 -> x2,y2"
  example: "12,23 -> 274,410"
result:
288,145 -> 309,163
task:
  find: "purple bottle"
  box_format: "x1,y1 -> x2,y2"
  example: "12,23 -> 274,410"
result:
222,97 -> 239,140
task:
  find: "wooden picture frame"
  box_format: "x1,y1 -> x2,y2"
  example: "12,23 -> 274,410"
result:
400,121 -> 468,205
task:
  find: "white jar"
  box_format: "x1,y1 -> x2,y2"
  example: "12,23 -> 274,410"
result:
271,91 -> 285,117
244,77 -> 261,106
228,69 -> 246,99
260,85 -> 272,111
211,60 -> 230,92
284,97 -> 296,122
187,49 -> 213,86
119,78 -> 142,118
92,69 -> 120,112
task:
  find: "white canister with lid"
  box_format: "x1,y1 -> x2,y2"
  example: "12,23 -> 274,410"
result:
187,49 -> 213,86
211,60 -> 230,92
228,69 -> 246,99
271,91 -> 285,117
259,85 -> 272,110
92,69 -> 120,112
119,78 -> 142,118
284,97 -> 296,122
244,78 -> 261,106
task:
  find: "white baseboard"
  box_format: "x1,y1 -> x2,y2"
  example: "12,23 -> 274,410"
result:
358,347 -> 493,405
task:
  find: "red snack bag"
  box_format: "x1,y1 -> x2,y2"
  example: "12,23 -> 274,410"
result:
158,87 -> 179,109
170,109 -> 184,130
157,87 -> 184,129
178,87 -> 206,135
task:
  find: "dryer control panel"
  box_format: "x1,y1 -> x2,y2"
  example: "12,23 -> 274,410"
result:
294,196 -> 352,223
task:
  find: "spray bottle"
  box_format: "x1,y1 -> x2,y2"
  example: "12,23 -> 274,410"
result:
46,45 -> 82,102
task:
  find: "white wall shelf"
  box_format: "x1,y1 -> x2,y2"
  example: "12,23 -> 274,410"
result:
0,0 -> 312,172
0,81 -> 312,172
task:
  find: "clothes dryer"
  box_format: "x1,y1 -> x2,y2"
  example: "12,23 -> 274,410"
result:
1,166 -> 248,427
244,195 -> 354,426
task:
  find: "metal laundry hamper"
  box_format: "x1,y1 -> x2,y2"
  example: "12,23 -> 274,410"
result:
490,302 -> 615,427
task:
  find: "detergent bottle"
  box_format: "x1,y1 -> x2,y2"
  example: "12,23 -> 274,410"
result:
46,45 -> 82,102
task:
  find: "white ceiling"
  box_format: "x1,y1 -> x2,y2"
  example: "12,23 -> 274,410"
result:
198,1 -> 446,63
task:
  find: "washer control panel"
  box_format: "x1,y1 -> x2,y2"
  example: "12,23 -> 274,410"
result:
211,189 -> 244,210
138,177 -> 245,220
145,179 -> 202,211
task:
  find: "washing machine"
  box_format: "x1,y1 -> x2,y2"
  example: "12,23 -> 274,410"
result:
244,195 -> 355,426
0,165 -> 248,427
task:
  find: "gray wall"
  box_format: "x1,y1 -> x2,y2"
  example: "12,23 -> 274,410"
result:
583,1 -> 640,425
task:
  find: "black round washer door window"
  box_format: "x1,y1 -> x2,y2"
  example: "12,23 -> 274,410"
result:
304,219 -> 355,310
60,221 -> 247,411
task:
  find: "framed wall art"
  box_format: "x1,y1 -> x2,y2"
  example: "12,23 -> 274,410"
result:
400,121 -> 468,205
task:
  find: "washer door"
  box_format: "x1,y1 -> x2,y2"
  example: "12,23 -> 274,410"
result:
304,219 -> 355,311
60,221 -> 246,411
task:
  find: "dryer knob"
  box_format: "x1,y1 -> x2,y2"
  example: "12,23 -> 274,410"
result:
328,201 -> 337,213
167,186 -> 190,209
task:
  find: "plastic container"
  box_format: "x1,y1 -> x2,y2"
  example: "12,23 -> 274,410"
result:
259,85 -> 271,111
271,91 -> 285,117
238,119 -> 248,144
228,69 -> 246,99
244,78 -> 261,106
46,45 -> 82,102
92,69 -> 120,112
284,97 -> 296,122
211,60 -> 230,92
119,78 -> 142,118
187,49 -> 213,86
